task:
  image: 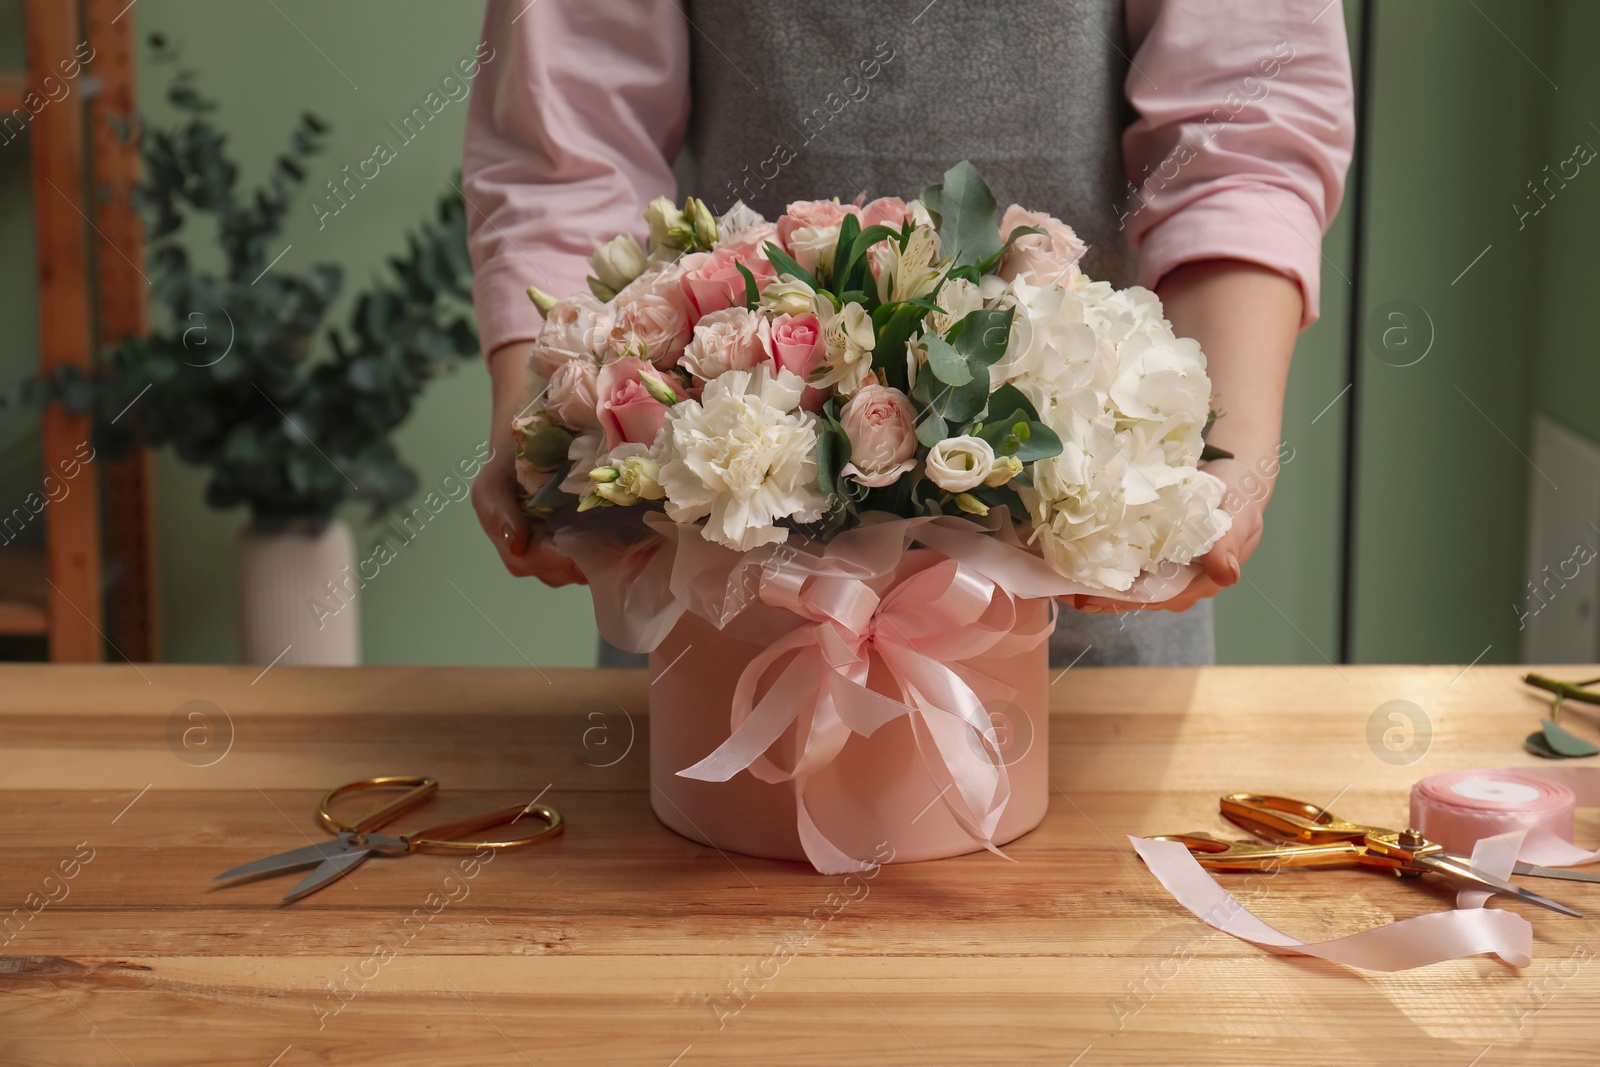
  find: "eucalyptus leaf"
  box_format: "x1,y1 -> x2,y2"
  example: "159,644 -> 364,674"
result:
915,412 -> 948,449
922,335 -> 972,386
950,307 -> 1014,367
1539,718 -> 1600,757
920,160 -> 1002,268
1525,731 -> 1565,759
527,460 -> 577,512
987,382 -> 1039,422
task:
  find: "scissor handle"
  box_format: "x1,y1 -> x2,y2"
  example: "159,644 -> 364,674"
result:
1151,831 -> 1365,871
317,775 -> 440,836
1220,793 -> 1389,845
318,777 -> 564,851
405,802 -> 564,851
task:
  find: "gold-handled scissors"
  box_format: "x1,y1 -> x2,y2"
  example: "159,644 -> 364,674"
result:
1153,793 -> 1582,918
214,776 -> 563,903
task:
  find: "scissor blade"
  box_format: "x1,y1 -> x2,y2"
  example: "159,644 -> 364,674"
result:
1416,854 -> 1582,918
283,848 -> 370,903
214,838 -> 354,882
1514,862 -> 1600,885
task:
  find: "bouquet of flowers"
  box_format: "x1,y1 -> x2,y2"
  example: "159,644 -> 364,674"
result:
513,161 -> 1229,595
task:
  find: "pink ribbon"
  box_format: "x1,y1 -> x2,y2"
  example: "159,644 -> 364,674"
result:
677,558 -> 1054,874
1130,836 -> 1534,970
550,509 -> 1203,874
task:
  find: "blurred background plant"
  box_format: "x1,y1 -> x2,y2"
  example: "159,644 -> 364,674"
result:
2,36 -> 478,532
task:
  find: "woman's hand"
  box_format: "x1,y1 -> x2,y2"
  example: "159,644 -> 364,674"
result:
472,342 -> 588,586
1071,455 -> 1265,615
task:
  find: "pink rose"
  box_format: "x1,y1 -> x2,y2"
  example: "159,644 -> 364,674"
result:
775,199 -> 862,275
530,293 -> 612,377
596,356 -> 683,451
839,385 -> 917,488
717,221 -> 778,261
678,246 -> 777,323
679,307 -> 773,383
609,266 -> 692,367
859,197 -> 910,231
997,204 -> 1088,287
769,312 -> 829,412
544,357 -> 600,430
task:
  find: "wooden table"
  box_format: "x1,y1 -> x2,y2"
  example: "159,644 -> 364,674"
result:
2,664 -> 1597,1066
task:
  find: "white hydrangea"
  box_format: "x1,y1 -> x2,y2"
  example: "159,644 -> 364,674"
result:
656,366 -> 828,551
1002,276 -> 1231,591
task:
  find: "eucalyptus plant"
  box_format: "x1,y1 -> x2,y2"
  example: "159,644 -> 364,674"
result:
6,37 -> 478,531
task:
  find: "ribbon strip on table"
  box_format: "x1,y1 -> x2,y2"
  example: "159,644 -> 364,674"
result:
553,510 -> 1206,874
1129,835 -> 1535,970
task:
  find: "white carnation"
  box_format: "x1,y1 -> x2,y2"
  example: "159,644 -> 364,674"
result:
657,366 -> 828,551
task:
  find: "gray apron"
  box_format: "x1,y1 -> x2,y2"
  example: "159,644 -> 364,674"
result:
599,0 -> 1214,668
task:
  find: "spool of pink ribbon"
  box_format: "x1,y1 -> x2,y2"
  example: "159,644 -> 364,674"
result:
1411,766 -> 1600,868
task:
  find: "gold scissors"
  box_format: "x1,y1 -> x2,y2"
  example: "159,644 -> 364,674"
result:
1153,793 -> 1582,918
214,776 -> 563,902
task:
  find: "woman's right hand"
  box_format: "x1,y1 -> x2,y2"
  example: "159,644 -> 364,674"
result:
472,342 -> 588,586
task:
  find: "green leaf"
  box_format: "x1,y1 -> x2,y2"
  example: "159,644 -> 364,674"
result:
950,307 -> 1014,368
1011,421 -> 1062,463
978,409 -> 1063,461
987,383 -> 1038,423
1534,719 -> 1600,758
915,411 -> 948,449
1526,731 -> 1564,758
974,224 -> 1044,275
519,425 -> 574,469
815,424 -> 850,495
914,367 -> 989,426
829,213 -> 861,291
526,460 -> 576,513
763,241 -> 820,291
837,223 -> 899,297
922,335 -> 972,386
735,261 -> 760,310
871,302 -> 928,392
920,160 -> 1002,268
1201,441 -> 1235,462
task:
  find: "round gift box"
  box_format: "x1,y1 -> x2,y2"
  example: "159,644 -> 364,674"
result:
646,558 -> 1051,867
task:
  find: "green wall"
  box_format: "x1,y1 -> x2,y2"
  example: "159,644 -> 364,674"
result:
1534,0 -> 1600,446
1348,0 -> 1557,664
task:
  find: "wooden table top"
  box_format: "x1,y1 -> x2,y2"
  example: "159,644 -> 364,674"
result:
2,663 -> 1598,1066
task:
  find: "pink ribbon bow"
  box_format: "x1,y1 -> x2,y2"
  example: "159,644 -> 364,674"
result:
677,557 -> 1054,874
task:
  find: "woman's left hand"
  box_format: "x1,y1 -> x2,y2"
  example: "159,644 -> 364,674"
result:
1069,455 -> 1265,615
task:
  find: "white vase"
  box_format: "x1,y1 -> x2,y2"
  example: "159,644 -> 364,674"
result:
236,519 -> 361,666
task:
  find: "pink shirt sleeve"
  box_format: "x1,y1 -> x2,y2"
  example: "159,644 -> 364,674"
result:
463,0 -> 690,359
1122,1 -> 1355,327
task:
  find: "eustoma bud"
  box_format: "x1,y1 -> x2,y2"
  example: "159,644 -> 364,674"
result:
636,367 -> 681,407
526,285 -> 559,316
